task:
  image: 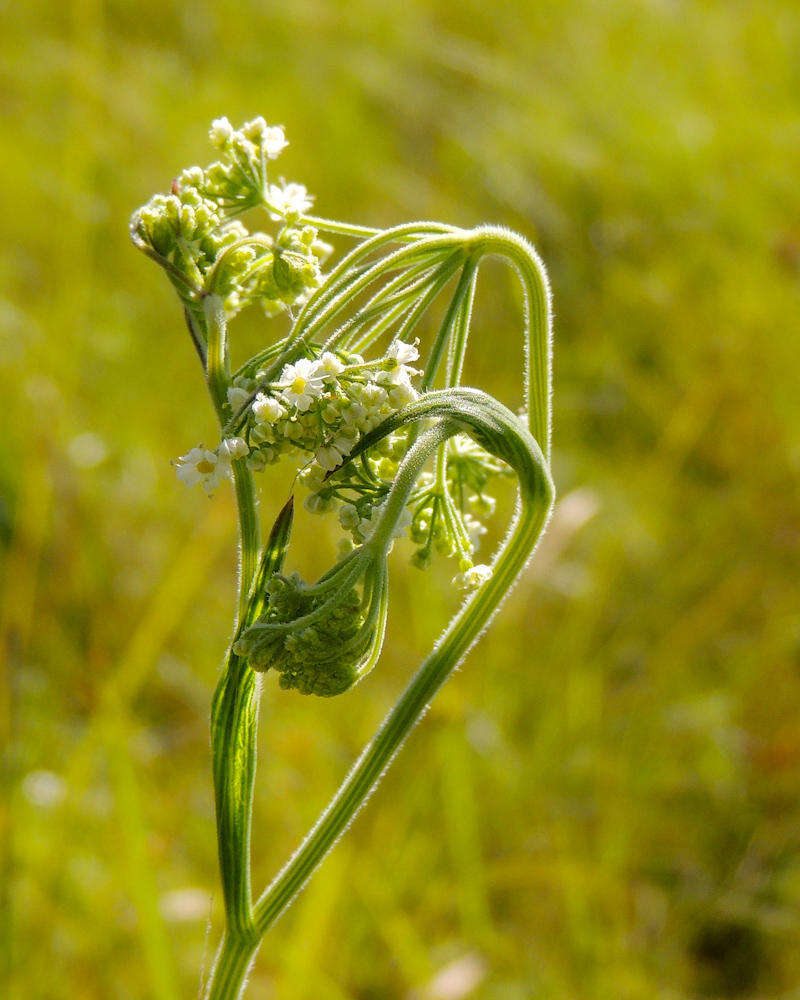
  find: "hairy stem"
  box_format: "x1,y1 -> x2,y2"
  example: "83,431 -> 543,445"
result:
202,297 -> 263,997
204,932 -> 259,1000
468,227 -> 552,461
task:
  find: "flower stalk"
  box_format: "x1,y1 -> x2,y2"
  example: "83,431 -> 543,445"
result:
130,117 -> 555,999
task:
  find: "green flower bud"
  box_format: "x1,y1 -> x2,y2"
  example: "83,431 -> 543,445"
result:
234,550 -> 389,697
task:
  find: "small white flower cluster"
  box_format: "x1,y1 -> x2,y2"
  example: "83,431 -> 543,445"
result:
131,117 -> 328,318
176,339 -> 420,505
266,181 -> 313,222
207,118 -> 315,227
238,339 -> 421,477
209,116 -> 288,158
174,437 -> 249,495
176,364 -> 503,591
238,336 -> 505,591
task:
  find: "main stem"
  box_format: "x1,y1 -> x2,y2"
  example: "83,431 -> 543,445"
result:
202,299 -> 262,999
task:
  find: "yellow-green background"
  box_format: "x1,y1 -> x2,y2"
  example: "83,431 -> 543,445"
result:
3,1 -> 799,997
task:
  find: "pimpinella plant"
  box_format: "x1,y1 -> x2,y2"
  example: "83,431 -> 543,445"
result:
130,116 -> 555,998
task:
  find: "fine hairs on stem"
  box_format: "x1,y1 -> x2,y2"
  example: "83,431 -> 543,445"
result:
130,116 -> 555,999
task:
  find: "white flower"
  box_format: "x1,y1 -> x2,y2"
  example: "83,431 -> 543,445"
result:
388,381 -> 418,408
209,117 -> 233,147
331,433 -> 355,455
341,402 -> 367,427
452,564 -> 493,591
219,437 -> 249,462
379,340 -> 421,389
227,385 -> 251,411
298,462 -> 326,492
316,444 -> 345,472
377,364 -> 419,388
263,125 -> 288,159
175,446 -> 226,494
338,503 -> 360,530
397,366 -> 421,387
359,382 -> 388,410
312,351 -> 345,378
251,392 -> 285,424
279,358 -> 324,411
386,339 -> 419,366
267,181 -> 312,219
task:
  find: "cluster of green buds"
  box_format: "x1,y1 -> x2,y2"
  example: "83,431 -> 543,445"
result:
130,116 -> 329,320
234,544 -> 388,697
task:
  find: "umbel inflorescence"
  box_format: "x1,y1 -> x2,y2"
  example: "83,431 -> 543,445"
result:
133,118 -> 514,650
131,116 -> 554,999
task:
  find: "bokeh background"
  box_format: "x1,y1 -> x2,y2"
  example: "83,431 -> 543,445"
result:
3,1 -> 800,997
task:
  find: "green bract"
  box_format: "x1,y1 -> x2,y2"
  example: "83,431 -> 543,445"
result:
131,117 -> 554,1000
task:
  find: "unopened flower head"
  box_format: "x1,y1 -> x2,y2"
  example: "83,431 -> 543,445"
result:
209,116 -> 234,147
235,547 -> 388,697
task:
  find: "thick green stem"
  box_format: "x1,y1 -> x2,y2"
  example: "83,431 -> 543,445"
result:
204,932 -> 260,1000
202,297 -> 263,997
203,296 -> 261,616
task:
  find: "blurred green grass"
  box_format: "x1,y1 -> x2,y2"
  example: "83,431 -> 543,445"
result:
2,0 -> 800,997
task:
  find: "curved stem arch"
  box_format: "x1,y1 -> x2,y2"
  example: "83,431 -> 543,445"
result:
252,392 -> 554,937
